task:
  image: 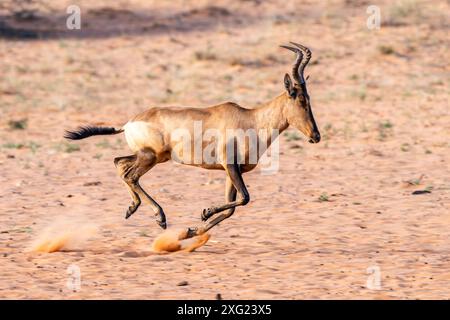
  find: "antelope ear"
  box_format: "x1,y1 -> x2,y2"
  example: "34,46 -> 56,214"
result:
284,73 -> 296,98
284,73 -> 292,91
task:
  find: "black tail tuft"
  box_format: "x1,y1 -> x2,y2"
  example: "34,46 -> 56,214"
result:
64,126 -> 122,140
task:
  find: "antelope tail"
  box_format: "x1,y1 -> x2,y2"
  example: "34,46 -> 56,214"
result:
64,125 -> 124,140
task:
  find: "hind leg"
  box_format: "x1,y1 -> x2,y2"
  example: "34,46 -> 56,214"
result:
114,150 -> 167,229
125,184 -> 141,219
133,182 -> 167,229
114,155 -> 140,218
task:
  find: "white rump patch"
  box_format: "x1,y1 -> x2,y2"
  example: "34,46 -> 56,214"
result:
123,121 -> 161,152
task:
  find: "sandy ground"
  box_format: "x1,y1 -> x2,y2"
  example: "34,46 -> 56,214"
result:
0,0 -> 449,299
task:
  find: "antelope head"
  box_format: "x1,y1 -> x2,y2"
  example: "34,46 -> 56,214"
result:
281,42 -> 321,143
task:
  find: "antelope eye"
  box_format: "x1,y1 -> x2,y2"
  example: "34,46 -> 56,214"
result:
289,89 -> 297,98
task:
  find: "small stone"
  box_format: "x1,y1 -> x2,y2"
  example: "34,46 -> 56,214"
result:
177,281 -> 189,286
412,189 -> 431,195
83,181 -> 102,186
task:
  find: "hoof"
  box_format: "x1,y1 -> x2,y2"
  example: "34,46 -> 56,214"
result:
158,220 -> 167,230
201,208 -> 212,221
125,202 -> 140,219
186,227 -> 198,239
125,209 -> 134,219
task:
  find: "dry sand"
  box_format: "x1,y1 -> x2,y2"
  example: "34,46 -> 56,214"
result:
0,0 -> 449,299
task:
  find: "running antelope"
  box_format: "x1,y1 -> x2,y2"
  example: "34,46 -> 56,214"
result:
65,42 -> 320,239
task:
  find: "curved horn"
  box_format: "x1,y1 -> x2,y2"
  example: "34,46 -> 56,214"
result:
289,42 -> 311,84
280,45 -> 303,85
